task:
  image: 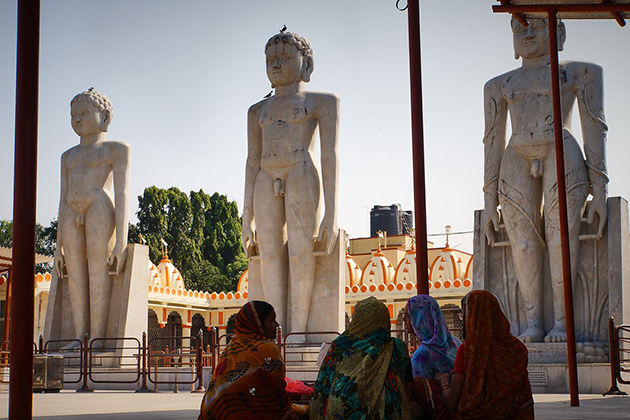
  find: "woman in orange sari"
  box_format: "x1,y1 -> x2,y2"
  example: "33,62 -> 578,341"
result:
199,301 -> 308,420
436,290 -> 534,420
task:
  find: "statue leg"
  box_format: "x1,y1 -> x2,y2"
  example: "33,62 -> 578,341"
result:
543,134 -> 589,342
84,196 -> 115,344
59,209 -> 90,341
253,169 -> 289,329
498,146 -> 545,342
284,161 -> 321,341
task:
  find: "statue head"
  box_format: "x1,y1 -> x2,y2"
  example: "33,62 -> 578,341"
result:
70,88 -> 113,134
265,31 -> 314,88
511,17 -> 566,60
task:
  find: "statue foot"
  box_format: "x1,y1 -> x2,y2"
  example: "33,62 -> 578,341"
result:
518,327 -> 544,343
544,327 -> 567,343
285,335 -> 306,344
60,341 -> 81,351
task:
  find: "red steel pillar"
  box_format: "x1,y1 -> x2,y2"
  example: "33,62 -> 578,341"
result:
9,0 -> 40,418
406,0 -> 429,295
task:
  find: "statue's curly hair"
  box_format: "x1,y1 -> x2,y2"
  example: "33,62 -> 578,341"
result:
265,32 -> 313,58
71,88 -> 113,118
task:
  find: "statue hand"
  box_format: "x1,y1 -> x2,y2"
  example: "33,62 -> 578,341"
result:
484,206 -> 500,246
107,244 -> 127,276
242,224 -> 255,259
317,218 -> 338,255
53,248 -> 65,278
587,188 -> 608,239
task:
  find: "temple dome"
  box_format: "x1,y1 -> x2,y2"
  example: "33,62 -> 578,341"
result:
360,245 -> 394,286
394,245 -> 417,284
345,252 -> 362,287
156,254 -> 185,290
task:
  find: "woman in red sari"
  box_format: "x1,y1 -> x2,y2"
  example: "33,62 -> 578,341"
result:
436,290 -> 534,420
199,301 -> 307,420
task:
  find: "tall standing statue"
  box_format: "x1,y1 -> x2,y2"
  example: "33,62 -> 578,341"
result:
53,88 -> 131,344
242,31 -> 340,336
483,18 -> 608,343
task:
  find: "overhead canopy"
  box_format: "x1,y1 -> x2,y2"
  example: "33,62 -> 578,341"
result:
0,246 -> 54,273
494,0 -> 630,20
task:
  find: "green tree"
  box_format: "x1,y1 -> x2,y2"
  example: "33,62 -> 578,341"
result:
0,218 -> 57,273
132,187 -> 246,293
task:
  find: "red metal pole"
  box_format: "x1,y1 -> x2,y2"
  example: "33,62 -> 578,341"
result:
136,332 -> 151,392
3,269 -> 12,345
547,9 -> 579,406
9,0 -> 40,418
406,0 -> 429,295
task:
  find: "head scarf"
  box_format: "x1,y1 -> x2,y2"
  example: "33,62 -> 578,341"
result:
199,301 -> 307,420
310,297 -> 413,420
406,294 -> 461,378
234,301 -> 272,339
458,290 -> 533,420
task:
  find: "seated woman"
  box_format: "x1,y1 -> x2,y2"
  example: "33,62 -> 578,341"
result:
436,290 -> 534,420
406,294 -> 461,378
199,301 -> 308,420
310,296 -> 417,419
406,295 -> 461,420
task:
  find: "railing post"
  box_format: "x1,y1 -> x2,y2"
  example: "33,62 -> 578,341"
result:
38,334 -> 43,355
193,330 -> 205,393
136,332 -> 151,393
211,327 -> 217,371
604,317 -> 627,395
276,326 -> 283,357
77,334 -> 93,392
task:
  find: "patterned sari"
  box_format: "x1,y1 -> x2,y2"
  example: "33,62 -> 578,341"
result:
406,294 -> 461,379
310,296 -> 414,420
199,302 -> 307,420
457,290 -> 534,420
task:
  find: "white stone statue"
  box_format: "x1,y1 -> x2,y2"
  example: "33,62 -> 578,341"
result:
483,18 -> 608,343
53,88 -> 131,344
242,31 -> 340,337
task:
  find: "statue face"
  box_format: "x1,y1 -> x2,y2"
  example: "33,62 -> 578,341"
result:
265,42 -> 304,87
71,101 -> 105,137
512,19 -> 550,59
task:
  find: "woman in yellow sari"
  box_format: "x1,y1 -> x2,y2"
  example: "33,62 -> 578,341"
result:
199,301 -> 308,420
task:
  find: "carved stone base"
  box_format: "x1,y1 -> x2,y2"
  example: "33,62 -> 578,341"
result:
527,363 -> 626,394
526,342 -> 609,364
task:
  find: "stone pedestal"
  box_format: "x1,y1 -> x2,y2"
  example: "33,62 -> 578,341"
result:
473,197 -> 630,342
247,229 -> 345,342
44,244 -> 149,355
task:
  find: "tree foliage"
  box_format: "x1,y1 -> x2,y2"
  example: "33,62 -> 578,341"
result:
132,187 -> 246,293
0,219 -> 57,273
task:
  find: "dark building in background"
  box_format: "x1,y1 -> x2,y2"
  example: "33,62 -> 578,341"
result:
370,204 -> 413,238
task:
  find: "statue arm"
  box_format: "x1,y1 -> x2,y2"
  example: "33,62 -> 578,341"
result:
54,152 -> 69,277
316,93 -> 340,255
108,142 -> 131,275
576,63 -> 608,238
242,103 -> 263,257
482,78 -> 508,245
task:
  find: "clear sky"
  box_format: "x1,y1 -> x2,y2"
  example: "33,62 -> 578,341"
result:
1,1 -> 629,253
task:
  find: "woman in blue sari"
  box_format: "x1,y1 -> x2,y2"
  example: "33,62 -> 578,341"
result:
406,294 -> 461,379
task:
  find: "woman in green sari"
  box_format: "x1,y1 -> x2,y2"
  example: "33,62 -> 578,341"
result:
310,296 -> 417,419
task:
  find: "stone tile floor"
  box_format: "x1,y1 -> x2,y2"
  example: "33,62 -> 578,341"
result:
0,391 -> 628,419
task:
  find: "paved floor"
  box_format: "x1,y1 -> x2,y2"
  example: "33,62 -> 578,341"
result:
0,391 -> 629,419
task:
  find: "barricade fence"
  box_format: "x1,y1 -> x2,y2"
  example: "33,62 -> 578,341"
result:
1,316 -> 465,390
604,317 -> 629,395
